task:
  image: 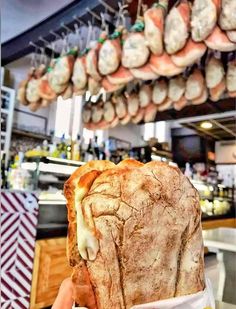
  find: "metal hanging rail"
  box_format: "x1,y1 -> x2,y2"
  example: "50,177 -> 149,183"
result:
2,0 -> 117,65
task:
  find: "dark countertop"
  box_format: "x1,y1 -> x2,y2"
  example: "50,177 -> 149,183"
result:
36,223 -> 68,239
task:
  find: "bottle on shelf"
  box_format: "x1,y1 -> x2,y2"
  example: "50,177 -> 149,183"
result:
72,135 -> 81,161
58,134 -> 67,159
99,142 -> 106,160
66,138 -> 72,160
93,136 -> 100,160
85,138 -> 94,162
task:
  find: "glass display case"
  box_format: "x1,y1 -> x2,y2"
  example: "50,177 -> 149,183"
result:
192,180 -> 235,220
17,157 -> 85,238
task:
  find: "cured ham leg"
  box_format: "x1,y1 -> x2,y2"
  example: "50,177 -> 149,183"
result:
227,31 -> 236,43
152,79 -> 168,104
62,83 -> 73,100
144,103 -> 158,122
84,120 -> 109,131
88,77 -> 100,96
209,78 -> 226,101
86,32 -> 107,81
91,104 -> 104,124
127,94 -> 139,116
150,52 -> 184,76
114,96 -> 128,119
144,0 -> 167,55
41,99 -> 51,108
191,0 -> 220,42
171,39 -> 207,67
173,95 -> 187,110
103,101 -> 115,123
206,56 -> 225,88
101,78 -> 125,93
109,117 -> 120,128
122,32 -> 150,68
17,79 -> 30,105
72,56 -> 87,90
226,60 -> 236,92
168,76 -> 186,102
191,87 -> 208,105
48,58 -> 67,95
219,0 -> 236,31
98,31 -> 122,75
130,63 -> 159,81
26,65 -> 45,104
205,26 -> 236,52
157,97 -> 173,111
107,66 -> 134,85
132,108 -> 145,124
51,55 -> 74,85
17,67 -> 35,105
120,114 -> 131,125
139,84 -> 152,107
26,78 -> 41,103
73,87 -> 86,96
164,0 -> 191,54
28,102 -> 41,112
38,74 -> 57,101
82,105 -> 92,124
185,69 -> 205,100
228,91 -> 236,98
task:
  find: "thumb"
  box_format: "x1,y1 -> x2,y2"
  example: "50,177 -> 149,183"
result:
52,278 -> 74,309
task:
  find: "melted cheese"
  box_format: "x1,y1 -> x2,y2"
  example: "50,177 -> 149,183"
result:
74,187 -> 99,261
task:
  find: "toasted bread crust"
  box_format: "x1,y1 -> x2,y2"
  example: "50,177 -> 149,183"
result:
64,159 -> 205,308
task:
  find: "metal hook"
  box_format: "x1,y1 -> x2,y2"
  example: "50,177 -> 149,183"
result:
74,23 -> 79,33
61,22 -> 72,34
29,41 -> 41,49
86,7 -> 102,21
50,30 -> 62,40
38,36 -> 50,46
73,15 -> 86,26
29,42 -> 43,66
100,12 -> 108,32
86,21 -> 93,48
98,0 -> 116,14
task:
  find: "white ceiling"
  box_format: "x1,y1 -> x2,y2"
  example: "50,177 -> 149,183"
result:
1,0 -> 74,43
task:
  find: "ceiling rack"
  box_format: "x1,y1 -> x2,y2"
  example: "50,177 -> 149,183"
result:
2,0 -> 118,65
148,98 -> 236,123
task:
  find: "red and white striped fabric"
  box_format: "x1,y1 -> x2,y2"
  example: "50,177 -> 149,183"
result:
1,191 -> 38,309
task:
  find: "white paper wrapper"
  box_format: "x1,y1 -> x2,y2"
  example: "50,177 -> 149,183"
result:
73,278 -> 215,309
131,278 -> 215,309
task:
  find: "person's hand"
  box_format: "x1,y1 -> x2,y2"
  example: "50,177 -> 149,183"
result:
52,278 -> 74,309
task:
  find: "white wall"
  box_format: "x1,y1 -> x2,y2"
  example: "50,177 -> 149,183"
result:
2,0 -> 74,43
106,123 -> 144,147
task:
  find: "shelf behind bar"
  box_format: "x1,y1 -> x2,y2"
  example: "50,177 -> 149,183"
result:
12,128 -> 51,140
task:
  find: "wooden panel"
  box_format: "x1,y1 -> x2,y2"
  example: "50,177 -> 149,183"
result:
202,218 -> 236,230
30,237 -> 72,309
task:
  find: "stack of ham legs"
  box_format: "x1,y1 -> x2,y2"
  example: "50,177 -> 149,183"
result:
17,0 -> 236,123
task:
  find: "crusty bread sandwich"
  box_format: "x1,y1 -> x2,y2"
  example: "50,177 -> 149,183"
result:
64,159 -> 205,309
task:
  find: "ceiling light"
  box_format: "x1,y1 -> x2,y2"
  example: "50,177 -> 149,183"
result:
200,121 -> 213,129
